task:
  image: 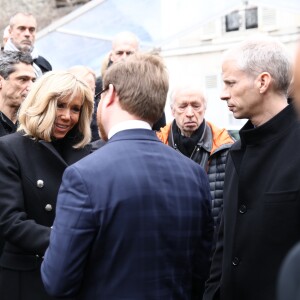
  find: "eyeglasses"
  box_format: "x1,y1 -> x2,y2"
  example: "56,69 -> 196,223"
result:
95,87 -> 109,101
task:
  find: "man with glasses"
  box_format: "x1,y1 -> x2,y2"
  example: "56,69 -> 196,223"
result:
157,84 -> 234,237
41,53 -> 213,299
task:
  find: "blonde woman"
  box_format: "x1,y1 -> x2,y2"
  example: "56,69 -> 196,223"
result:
0,71 -> 93,300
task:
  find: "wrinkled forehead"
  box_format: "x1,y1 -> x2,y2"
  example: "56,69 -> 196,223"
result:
173,88 -> 205,104
11,15 -> 37,29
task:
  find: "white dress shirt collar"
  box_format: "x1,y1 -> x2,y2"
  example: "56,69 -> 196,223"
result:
108,120 -> 151,139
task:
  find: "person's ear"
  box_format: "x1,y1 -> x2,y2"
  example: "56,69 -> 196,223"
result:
171,105 -> 176,117
103,83 -> 115,107
110,50 -> 116,63
0,75 -> 4,89
256,72 -> 271,93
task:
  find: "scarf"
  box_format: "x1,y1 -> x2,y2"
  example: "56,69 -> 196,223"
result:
172,120 -> 205,157
4,38 -> 42,78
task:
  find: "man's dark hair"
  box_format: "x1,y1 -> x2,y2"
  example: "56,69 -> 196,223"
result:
0,51 -> 33,79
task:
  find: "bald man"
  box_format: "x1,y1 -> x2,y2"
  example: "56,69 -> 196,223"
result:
93,31 -> 165,142
110,31 -> 140,63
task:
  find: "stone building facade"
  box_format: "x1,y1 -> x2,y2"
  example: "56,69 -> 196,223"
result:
0,0 -> 90,45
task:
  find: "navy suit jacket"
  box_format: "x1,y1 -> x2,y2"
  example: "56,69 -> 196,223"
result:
41,129 -> 213,299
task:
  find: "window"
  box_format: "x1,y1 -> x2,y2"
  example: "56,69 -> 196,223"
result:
225,7 -> 258,32
245,7 -> 258,29
225,11 -> 240,32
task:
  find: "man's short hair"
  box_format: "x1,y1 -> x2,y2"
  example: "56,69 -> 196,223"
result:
9,12 -> 35,28
223,35 -> 292,95
103,53 -> 169,124
0,51 -> 33,78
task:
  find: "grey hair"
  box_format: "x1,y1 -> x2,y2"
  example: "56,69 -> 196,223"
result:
0,51 -> 33,78
169,84 -> 207,109
223,36 -> 292,95
9,12 -> 35,27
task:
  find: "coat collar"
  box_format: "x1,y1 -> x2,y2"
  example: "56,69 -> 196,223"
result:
38,140 -> 91,166
238,104 -> 296,147
230,104 -> 297,176
108,128 -> 159,143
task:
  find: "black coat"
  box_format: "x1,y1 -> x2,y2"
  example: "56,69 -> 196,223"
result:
277,241 -> 300,300
0,131 -> 91,300
33,55 -> 52,74
204,104 -> 300,300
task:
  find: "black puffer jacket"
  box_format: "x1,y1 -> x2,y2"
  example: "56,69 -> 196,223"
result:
157,120 -> 234,230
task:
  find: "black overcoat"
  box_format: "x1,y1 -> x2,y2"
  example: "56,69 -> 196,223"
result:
0,131 -> 91,300
204,104 -> 300,300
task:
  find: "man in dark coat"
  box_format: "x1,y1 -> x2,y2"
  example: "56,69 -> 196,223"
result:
0,51 -> 35,259
277,42 -> 300,300
4,12 -> 52,77
203,36 -> 300,300
41,53 -> 213,299
0,51 -> 35,137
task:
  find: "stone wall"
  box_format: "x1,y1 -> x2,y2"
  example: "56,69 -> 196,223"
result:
0,0 -> 86,43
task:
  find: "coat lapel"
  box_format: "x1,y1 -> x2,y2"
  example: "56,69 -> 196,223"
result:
38,141 -> 68,166
39,140 -> 92,166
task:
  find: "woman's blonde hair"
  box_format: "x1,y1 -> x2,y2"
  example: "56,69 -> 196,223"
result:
18,71 -> 94,148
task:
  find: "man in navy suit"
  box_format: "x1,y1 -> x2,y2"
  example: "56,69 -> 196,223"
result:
41,53 -> 213,299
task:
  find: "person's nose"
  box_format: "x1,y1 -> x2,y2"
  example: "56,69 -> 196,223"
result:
25,80 -> 34,92
61,108 -> 71,120
121,52 -> 128,59
24,28 -> 31,37
185,105 -> 194,117
220,87 -> 230,101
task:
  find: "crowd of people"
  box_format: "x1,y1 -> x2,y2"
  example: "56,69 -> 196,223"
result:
0,10 -> 300,300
